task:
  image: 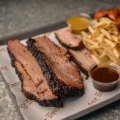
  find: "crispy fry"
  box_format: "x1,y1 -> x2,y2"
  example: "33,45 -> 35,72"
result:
112,35 -> 118,42
96,33 -> 104,43
93,22 -> 107,28
113,48 -> 119,58
91,54 -> 101,65
80,17 -> 120,65
91,50 -> 100,57
101,29 -> 111,39
81,31 -> 89,38
104,38 -> 116,48
88,26 -> 94,33
99,17 -> 112,22
93,19 -> 98,25
99,51 -> 107,59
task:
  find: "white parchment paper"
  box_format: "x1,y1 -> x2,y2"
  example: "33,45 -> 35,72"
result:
0,31 -> 120,120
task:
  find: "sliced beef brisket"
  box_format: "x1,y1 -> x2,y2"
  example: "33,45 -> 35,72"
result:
55,29 -> 82,48
8,40 -> 63,107
68,48 -> 96,77
27,36 -> 84,97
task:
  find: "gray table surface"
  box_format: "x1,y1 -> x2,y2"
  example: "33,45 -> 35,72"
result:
1,0 -> 120,120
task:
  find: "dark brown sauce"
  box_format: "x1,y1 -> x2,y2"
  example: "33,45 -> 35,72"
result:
91,67 -> 119,83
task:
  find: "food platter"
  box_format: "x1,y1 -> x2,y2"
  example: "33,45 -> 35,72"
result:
0,27 -> 120,120
1,7 -> 120,120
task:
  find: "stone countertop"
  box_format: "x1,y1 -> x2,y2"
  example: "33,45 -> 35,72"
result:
0,0 -> 120,40
0,0 -> 120,120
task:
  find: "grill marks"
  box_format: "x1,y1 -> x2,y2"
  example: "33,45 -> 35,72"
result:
27,36 -> 84,97
8,40 -> 63,107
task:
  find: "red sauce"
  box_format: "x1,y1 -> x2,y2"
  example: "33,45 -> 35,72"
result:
91,67 -> 119,92
91,67 -> 119,83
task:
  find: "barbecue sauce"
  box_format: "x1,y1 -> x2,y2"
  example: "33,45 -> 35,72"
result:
91,67 -> 119,83
91,67 -> 119,92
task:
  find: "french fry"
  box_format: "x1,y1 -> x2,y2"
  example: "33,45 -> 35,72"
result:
99,17 -> 112,23
113,48 -> 119,58
91,50 -> 100,58
100,56 -> 109,62
96,33 -> 104,43
88,26 -> 94,33
93,19 -> 98,25
90,45 -> 101,49
107,54 -> 119,65
93,22 -> 107,28
113,31 -> 119,35
112,35 -> 118,42
101,29 -> 111,39
91,54 -> 101,65
80,17 -> 120,65
81,31 -> 89,38
104,38 -> 116,48
99,51 -> 107,59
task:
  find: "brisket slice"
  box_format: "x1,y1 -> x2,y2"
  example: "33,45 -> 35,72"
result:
68,48 -> 96,77
8,40 -> 63,107
27,36 -> 84,97
55,29 -> 82,48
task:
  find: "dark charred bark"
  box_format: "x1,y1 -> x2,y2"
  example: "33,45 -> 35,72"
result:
7,48 -> 64,107
27,38 -> 84,97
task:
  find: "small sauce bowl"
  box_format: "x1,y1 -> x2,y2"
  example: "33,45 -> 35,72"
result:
89,62 -> 120,92
67,13 -> 91,34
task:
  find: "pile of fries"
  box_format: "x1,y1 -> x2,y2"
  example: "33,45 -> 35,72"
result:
81,17 -> 120,65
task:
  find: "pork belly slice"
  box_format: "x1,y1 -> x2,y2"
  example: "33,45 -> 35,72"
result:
27,36 -> 84,97
68,48 -> 96,77
8,40 -> 63,107
55,29 -> 82,48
